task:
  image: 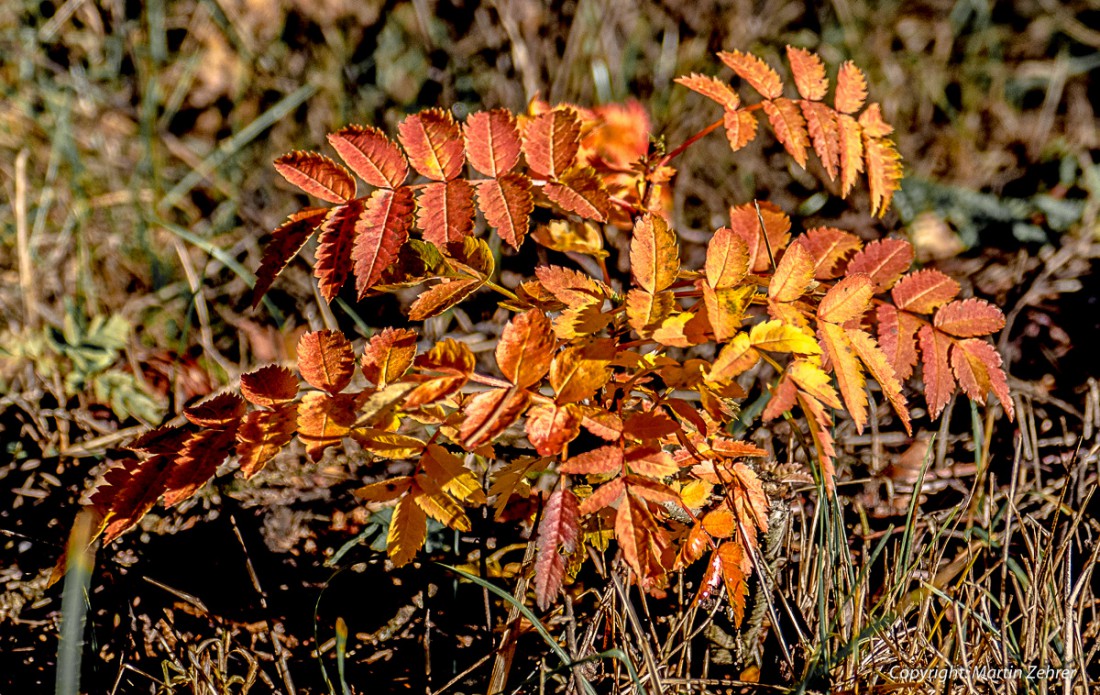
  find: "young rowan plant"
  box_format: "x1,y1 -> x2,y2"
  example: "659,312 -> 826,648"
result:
61,47 -> 1013,622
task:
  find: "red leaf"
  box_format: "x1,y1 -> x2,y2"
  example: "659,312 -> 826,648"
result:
251,208 -> 327,307
675,73 -> 740,110
891,269 -> 961,314
459,387 -> 530,449
786,46 -> 828,101
297,330 -> 356,394
163,428 -> 237,507
417,179 -> 476,246
463,109 -> 522,177
876,304 -> 921,381
184,393 -> 246,429
526,403 -> 581,456
534,488 -> 580,610
273,151 -> 356,203
543,168 -> 610,222
763,373 -> 798,421
835,61 -> 868,114
623,410 -> 679,440
797,227 -> 863,280
762,98 -> 810,168
100,456 -> 174,544
236,403 -> 297,478
240,365 -> 299,407
523,108 -> 581,179
476,173 -> 534,249
397,108 -> 466,181
933,298 -> 1005,338
327,125 -> 408,188
578,476 -> 625,515
718,50 -> 782,99
951,339 -> 1014,420
314,202 -> 361,302
561,445 -> 624,476
354,187 -> 415,297
845,238 -> 913,292
918,325 -> 955,419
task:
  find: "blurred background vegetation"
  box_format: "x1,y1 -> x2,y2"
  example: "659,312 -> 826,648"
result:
1,0 -> 1098,691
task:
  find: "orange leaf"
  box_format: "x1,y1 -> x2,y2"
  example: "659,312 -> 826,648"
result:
421,444 -> 487,504
577,476 -> 625,514
716,541 -> 750,626
845,238 -> 913,292
550,339 -> 614,404
768,242 -> 815,302
534,264 -> 608,308
626,289 -> 675,337
240,365 -> 299,407
99,456 -> 173,544
523,108 -> 581,179
297,330 -> 356,394
354,186 -> 415,297
787,360 -> 841,409
327,124 -> 408,188
701,506 -> 736,538
951,339 -> 1014,420
251,208 -> 327,307
463,109 -> 521,177
797,392 -> 837,492
818,322 -> 868,433
800,100 -> 840,180
786,46 -> 828,101
387,493 -> 427,566
273,151 -> 355,203
706,227 -> 751,289
625,476 -> 681,506
709,333 -> 761,382
362,327 -> 418,387
475,173 -> 534,249
817,274 -> 874,324
762,98 -> 810,168
184,393 -> 246,429
933,298 -> 1005,338
675,73 -> 740,110
835,61 -> 868,114
891,269 -> 960,314
534,488 -> 580,610
797,227 -> 863,280
163,428 -> 237,507
625,446 -> 678,479
728,461 -> 769,532
417,179 -> 476,246
702,284 -> 753,342
876,304 -> 922,381
623,409 -> 679,440
918,325 -> 955,419
297,391 -> 359,461
407,277 -> 482,321
858,103 -> 894,138
126,426 -> 189,455
846,328 -> 912,434
544,168 -> 610,222
718,50 -> 782,99
615,493 -> 672,583
460,387 -> 530,449
562,445 -> 624,476
397,108 -> 465,181
406,339 -> 474,408
728,201 -> 791,273
837,114 -> 864,197
723,109 -> 759,151
630,213 -> 680,294
863,134 -> 903,217
497,309 -> 555,388
354,476 -> 413,503
236,403 -> 297,478
579,407 -> 624,441
525,403 -> 581,456
314,202 -> 360,302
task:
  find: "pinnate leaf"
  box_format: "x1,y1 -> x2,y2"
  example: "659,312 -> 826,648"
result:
835,61 -> 868,114
817,274 -> 874,324
718,50 -> 782,99
845,238 -> 913,292
675,73 -> 740,110
463,109 -> 521,177
315,202 -> 361,302
523,108 -> 581,179
362,328 -> 418,387
933,298 -> 1005,337
327,125 -> 408,188
891,269 -> 960,314
769,242 -> 815,302
786,46 -> 828,101
630,214 -> 680,294
476,173 -> 534,249
951,339 -> 1014,420
297,330 -> 356,394
417,179 -> 476,246
251,208 -> 327,307
544,168 -> 610,222
240,365 -> 299,407
460,387 -> 530,449
387,493 -> 427,566
918,325 -> 955,419
864,134 -> 903,217
497,309 -> 555,389
398,108 -> 465,181
762,98 -> 810,168
274,151 -> 355,203
723,109 -> 759,151
535,488 -> 580,610
355,187 -> 415,297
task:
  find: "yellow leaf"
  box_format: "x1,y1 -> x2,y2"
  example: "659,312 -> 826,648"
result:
748,320 -> 821,355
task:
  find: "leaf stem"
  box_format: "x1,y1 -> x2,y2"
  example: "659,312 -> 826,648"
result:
485,279 -> 518,301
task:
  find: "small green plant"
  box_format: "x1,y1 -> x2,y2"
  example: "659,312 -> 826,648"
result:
63,47 -> 1012,625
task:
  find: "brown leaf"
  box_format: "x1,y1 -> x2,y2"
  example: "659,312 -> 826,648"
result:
240,365 -> 299,407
